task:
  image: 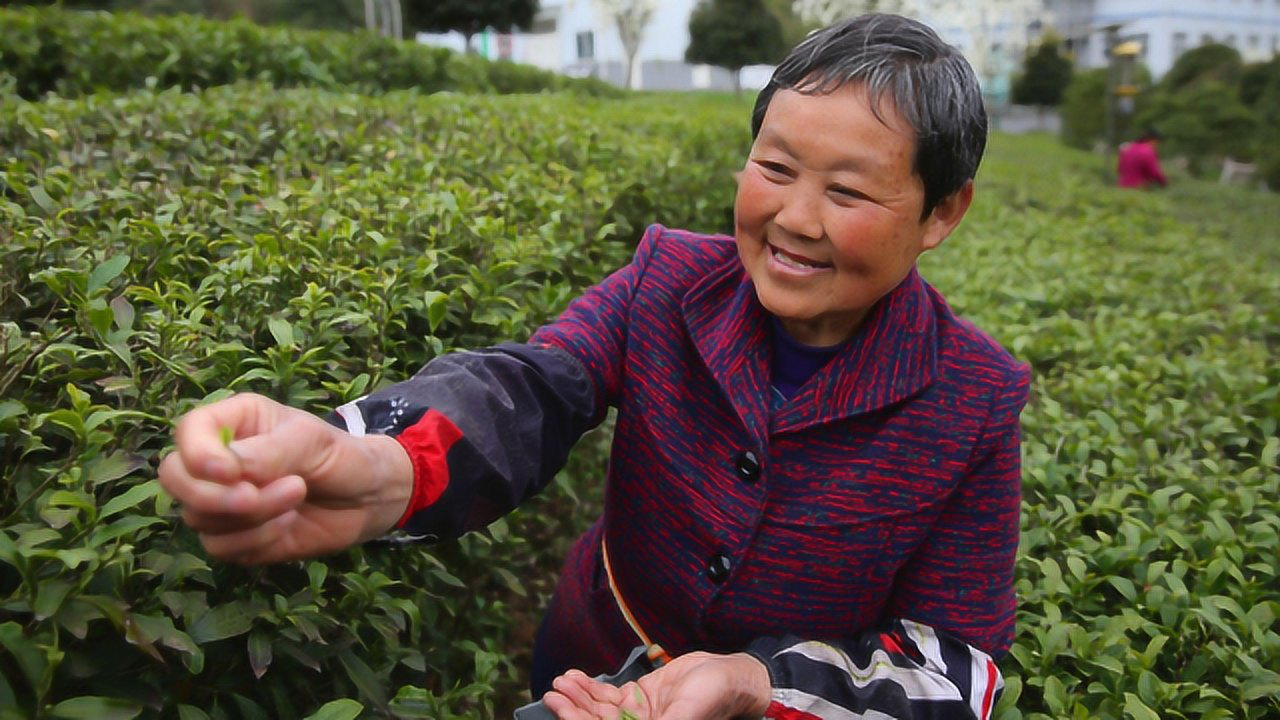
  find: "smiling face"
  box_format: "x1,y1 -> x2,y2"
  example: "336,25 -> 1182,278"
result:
735,84 -> 973,346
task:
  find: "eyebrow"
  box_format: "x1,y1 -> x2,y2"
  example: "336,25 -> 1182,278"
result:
756,128 -> 875,175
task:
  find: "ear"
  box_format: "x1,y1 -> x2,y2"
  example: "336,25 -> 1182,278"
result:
919,181 -> 975,251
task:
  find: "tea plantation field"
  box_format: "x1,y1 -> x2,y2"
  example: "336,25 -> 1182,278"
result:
2,47 -> 1278,720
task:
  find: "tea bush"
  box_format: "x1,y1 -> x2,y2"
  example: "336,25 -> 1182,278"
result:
0,85 -> 745,718
0,6 -> 620,100
1,65 -> 1277,720
939,136 -> 1280,719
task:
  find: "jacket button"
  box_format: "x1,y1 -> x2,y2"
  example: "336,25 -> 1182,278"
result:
706,552 -> 732,584
734,450 -> 761,483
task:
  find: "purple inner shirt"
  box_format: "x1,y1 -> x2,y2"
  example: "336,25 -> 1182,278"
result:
769,316 -> 845,407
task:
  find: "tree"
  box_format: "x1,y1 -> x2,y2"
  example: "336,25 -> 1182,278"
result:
762,0 -> 817,49
1241,56 -> 1280,109
686,0 -> 785,95
1135,43 -> 1265,179
1059,64 -> 1152,151
596,0 -> 654,90
1135,81 -> 1260,173
1012,33 -> 1072,107
402,0 -> 537,51
1160,43 -> 1242,92
792,0 -> 914,24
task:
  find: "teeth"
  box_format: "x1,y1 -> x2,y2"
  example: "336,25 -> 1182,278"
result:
773,247 -> 821,269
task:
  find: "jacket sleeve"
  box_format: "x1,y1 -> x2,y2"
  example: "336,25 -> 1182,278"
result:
747,618 -> 1004,720
1143,149 -> 1168,187
324,226 -> 661,540
1146,143 -> 1167,185
746,366 -> 1030,720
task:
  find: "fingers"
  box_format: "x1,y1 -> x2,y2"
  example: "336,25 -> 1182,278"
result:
197,510 -> 300,564
159,451 -> 306,516
225,416 -> 336,487
541,692 -> 596,720
617,681 -> 649,717
544,670 -> 628,719
179,475 -> 308,533
174,393 -> 280,483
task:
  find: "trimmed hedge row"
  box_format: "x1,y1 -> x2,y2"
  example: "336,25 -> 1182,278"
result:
0,6 -> 621,100
944,139 -> 1280,719
0,46 -> 1277,720
0,84 -> 746,719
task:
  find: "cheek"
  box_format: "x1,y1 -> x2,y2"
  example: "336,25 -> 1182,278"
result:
828,212 -> 897,269
734,173 -> 772,235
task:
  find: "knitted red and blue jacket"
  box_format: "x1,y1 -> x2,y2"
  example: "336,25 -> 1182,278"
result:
332,224 -> 1031,719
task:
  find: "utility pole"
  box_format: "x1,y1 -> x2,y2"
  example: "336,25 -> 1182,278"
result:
1101,23 -> 1121,185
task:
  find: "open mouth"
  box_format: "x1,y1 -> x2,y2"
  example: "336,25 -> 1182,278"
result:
769,243 -> 832,272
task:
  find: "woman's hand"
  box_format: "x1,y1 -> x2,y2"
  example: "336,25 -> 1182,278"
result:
543,652 -> 772,720
158,393 -> 413,564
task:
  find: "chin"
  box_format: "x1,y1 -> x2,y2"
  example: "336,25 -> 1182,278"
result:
755,286 -> 809,323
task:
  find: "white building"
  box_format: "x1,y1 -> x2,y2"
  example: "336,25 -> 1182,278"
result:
418,0 -> 774,91
1047,0 -> 1280,78
918,3 -> 1044,105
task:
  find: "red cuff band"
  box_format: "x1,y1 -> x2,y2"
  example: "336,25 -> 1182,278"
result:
393,408 -> 463,528
765,701 -> 821,720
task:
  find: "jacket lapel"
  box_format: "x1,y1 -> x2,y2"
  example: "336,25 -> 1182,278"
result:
771,267 -> 938,435
681,261 -> 773,447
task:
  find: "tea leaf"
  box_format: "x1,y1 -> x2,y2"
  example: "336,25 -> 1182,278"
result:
48,696 -> 142,720
88,255 -> 130,295
268,317 -> 295,349
302,699 -> 363,720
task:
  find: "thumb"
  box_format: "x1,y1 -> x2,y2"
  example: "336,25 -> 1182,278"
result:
175,392 -> 282,484
227,412 -> 338,486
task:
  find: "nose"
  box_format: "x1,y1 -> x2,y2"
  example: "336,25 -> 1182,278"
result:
772,184 -> 823,241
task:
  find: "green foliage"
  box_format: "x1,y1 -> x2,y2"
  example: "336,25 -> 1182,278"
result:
1012,34 -> 1072,107
1161,43 -> 1243,93
686,0 -> 787,77
1242,58 -> 1280,190
401,0 -> 538,43
1059,69 -> 1104,150
1240,57 -> 1280,109
1059,65 -> 1152,151
1,17 -> 1277,720
1130,43 -> 1267,177
760,0 -> 816,50
0,6 -> 618,100
0,84 -> 746,717
1135,82 -> 1260,170
2,0 -> 370,29
938,132 -> 1280,720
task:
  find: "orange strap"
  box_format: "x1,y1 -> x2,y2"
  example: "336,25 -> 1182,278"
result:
601,537 -> 673,666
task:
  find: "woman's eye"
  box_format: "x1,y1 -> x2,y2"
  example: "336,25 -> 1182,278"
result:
831,185 -> 865,200
758,161 -> 791,176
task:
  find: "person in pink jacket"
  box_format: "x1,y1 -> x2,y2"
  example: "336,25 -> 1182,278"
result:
1117,129 -> 1168,189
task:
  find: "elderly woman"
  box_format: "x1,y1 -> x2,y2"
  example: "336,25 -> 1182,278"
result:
160,14 -> 1028,720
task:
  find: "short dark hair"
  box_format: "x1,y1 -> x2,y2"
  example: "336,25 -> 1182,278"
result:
751,14 -> 988,219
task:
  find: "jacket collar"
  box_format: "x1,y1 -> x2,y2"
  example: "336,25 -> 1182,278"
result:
682,262 -> 937,441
